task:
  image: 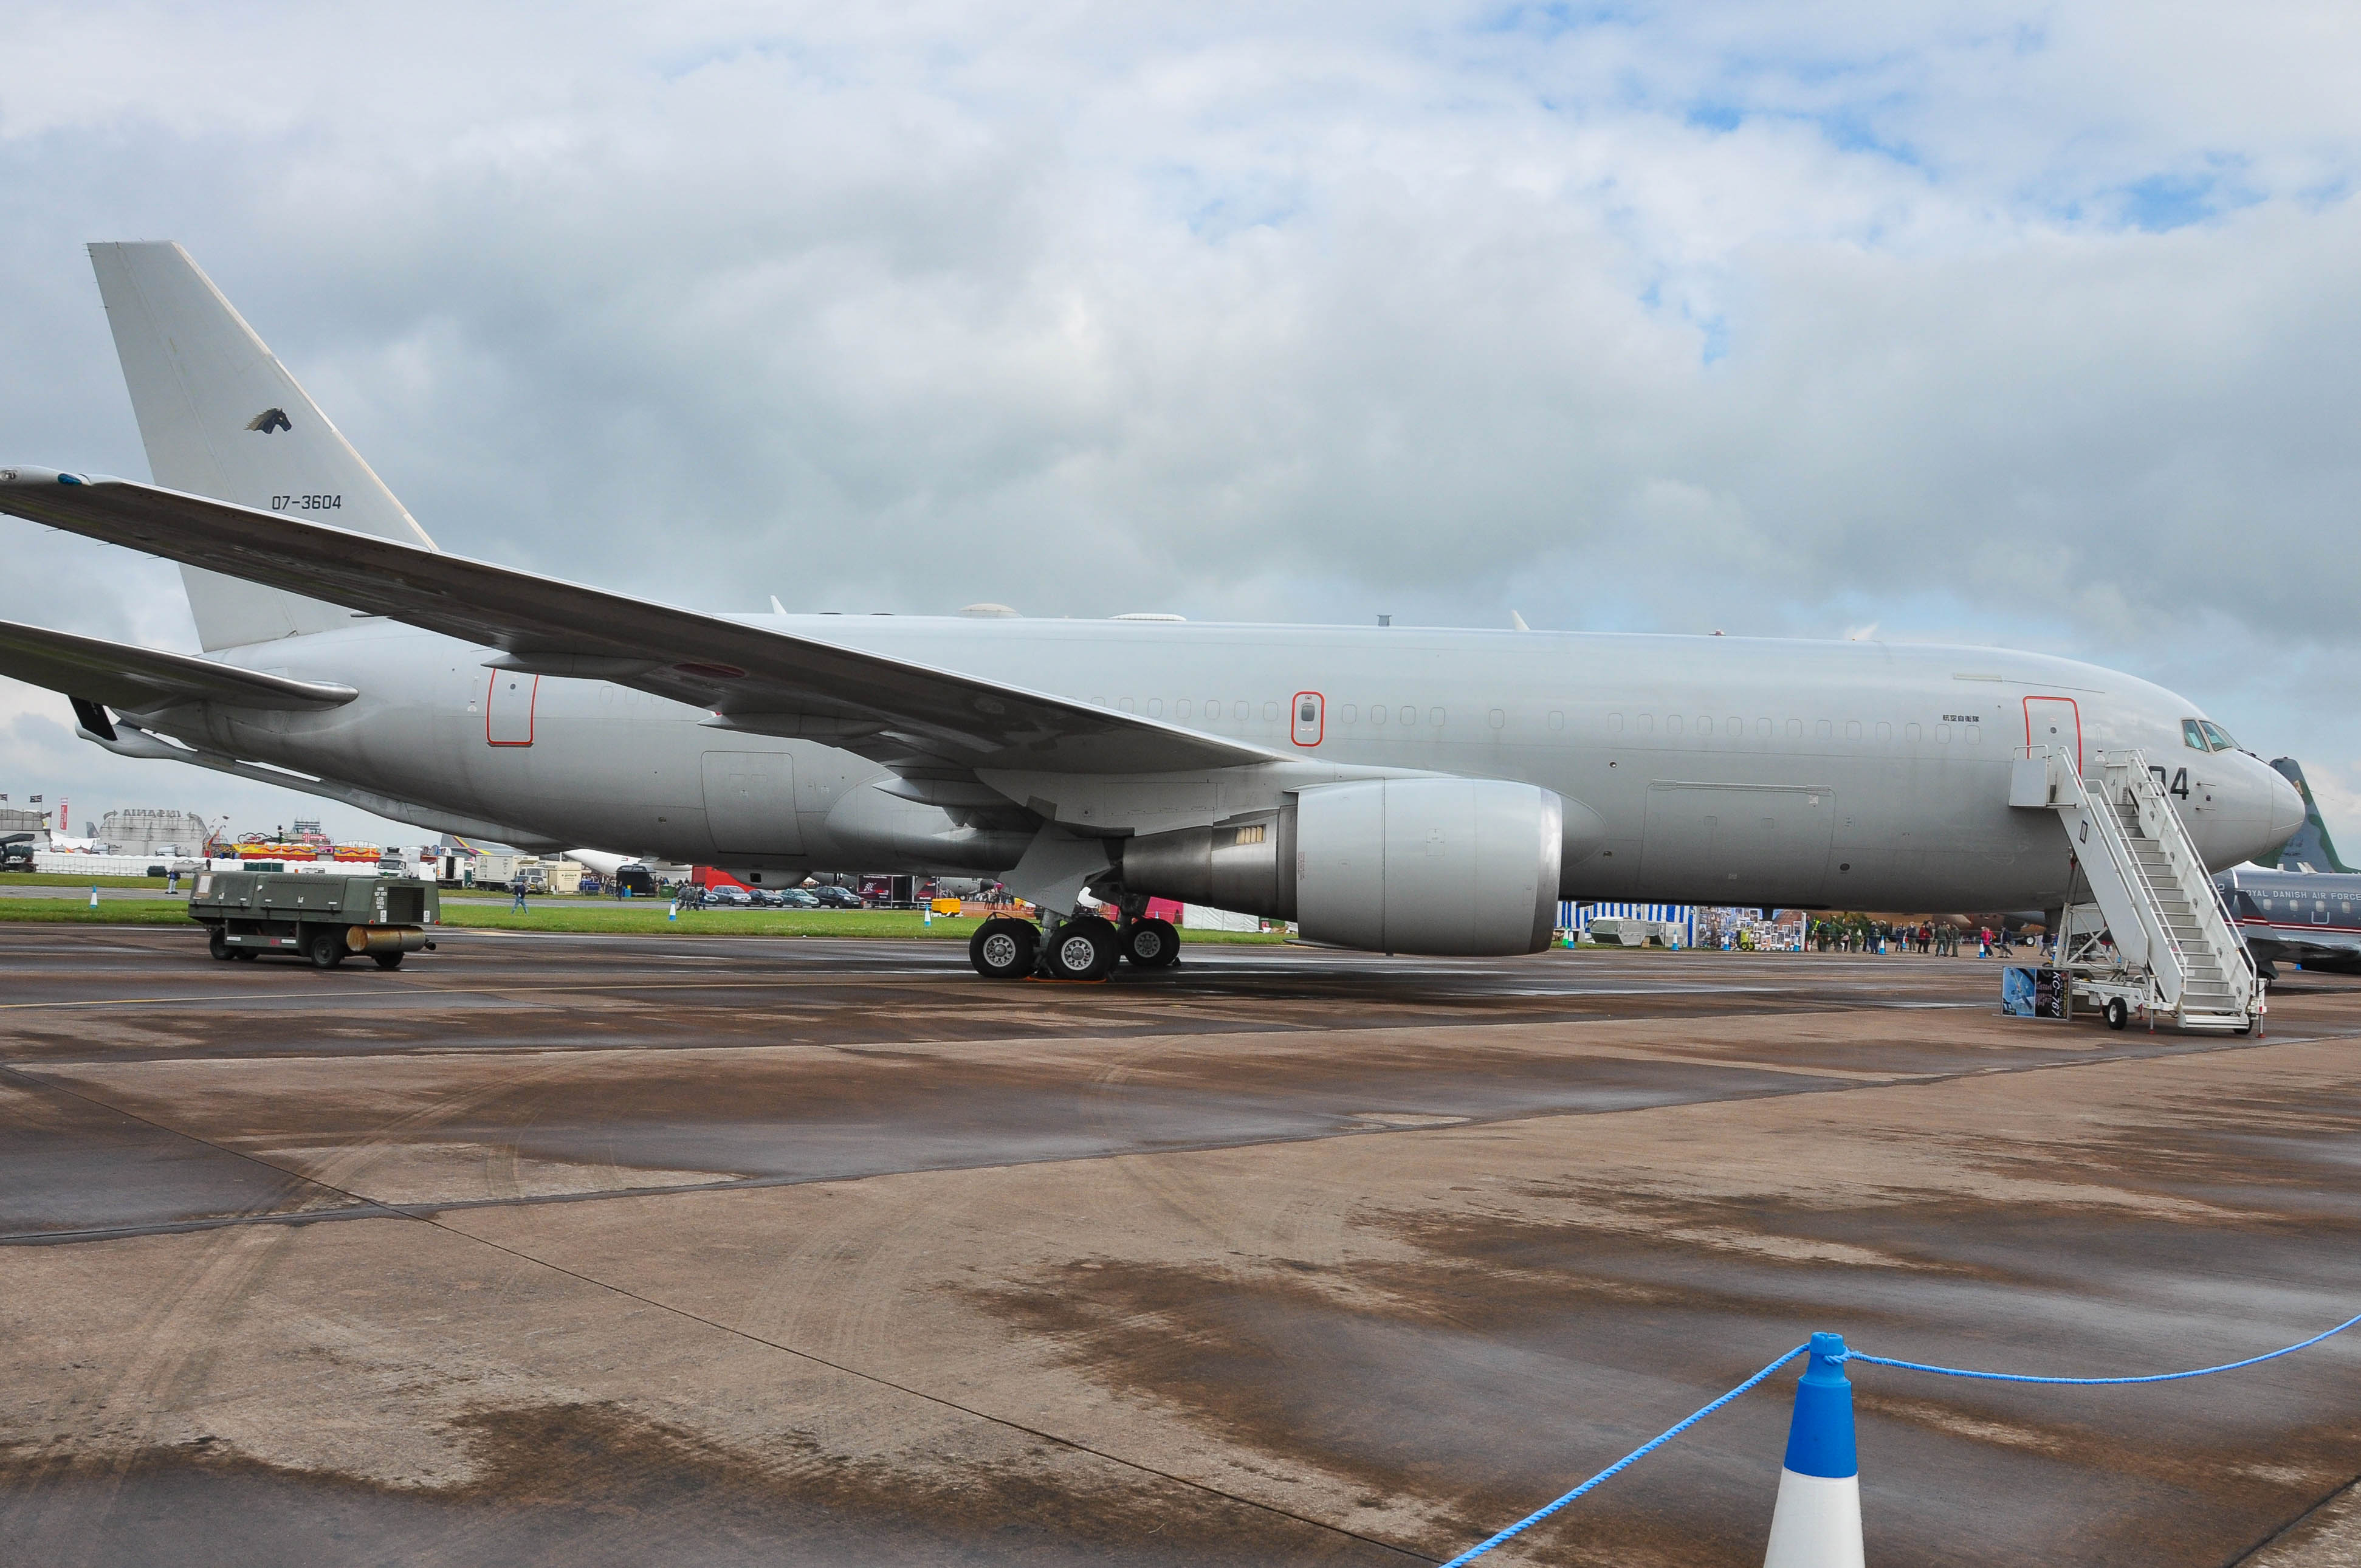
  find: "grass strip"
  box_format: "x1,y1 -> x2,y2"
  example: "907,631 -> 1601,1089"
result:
0,898 -> 1289,942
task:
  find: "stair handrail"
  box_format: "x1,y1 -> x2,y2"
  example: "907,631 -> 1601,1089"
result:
2102,747 -> 2259,1016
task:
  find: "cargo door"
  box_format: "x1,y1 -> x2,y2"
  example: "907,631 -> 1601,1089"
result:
486,672 -> 537,746
2024,696 -> 2081,773
1642,782 -> 1835,904
701,752 -> 803,854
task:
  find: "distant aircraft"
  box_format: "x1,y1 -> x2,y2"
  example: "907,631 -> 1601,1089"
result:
2267,758 -> 2354,873
2218,758 -> 2361,977
0,241 -> 2308,980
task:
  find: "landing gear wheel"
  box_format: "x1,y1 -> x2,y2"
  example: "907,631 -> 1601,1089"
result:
1121,917 -> 1180,969
2104,997 -> 2128,1031
969,917 -> 1039,980
308,930 -> 345,969
372,951 -> 405,971
1042,917 -> 1117,981
207,926 -> 232,961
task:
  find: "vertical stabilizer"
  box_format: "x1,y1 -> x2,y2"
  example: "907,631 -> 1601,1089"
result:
2269,758 -> 2354,873
87,241 -> 437,651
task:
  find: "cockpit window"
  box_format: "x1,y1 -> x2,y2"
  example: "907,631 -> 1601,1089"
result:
2182,719 -> 2208,751
2200,720 -> 2236,752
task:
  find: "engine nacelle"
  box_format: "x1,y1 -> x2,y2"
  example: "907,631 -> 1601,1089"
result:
1115,777 -> 1565,957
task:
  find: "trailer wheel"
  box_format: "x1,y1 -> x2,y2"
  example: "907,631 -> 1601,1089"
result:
308,930 -> 345,969
207,926 -> 232,961
2104,997 -> 2128,1031
372,951 -> 405,971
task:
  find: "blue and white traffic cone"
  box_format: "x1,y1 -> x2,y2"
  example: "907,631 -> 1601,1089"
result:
1763,1332 -> 1863,1568
88,884 -> 100,909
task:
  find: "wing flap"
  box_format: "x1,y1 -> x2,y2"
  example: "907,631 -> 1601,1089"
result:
0,469 -> 1271,775
0,615 -> 357,713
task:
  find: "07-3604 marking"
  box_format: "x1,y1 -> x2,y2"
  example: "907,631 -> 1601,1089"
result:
269,494 -> 342,511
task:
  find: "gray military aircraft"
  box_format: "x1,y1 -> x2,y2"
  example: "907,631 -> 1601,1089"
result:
0,243 -> 2308,980
2216,758 -> 2361,977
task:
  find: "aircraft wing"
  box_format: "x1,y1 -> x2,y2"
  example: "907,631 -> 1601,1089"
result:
0,614 -> 357,714
0,469 -> 1275,775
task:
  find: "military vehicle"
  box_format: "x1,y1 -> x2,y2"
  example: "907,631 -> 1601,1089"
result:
187,869 -> 439,968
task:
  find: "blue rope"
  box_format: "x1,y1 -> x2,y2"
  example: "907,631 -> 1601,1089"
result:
1435,1343 -> 1809,1568
1843,1312 -> 2361,1385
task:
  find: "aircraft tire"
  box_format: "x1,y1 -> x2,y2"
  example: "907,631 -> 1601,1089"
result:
207,926 -> 231,961
308,929 -> 345,969
1121,918 -> 1180,969
969,917 -> 1038,980
2104,997 -> 2128,1031
1043,917 -> 1117,981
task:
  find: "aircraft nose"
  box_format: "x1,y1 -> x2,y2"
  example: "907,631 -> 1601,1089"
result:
2266,766 -> 2306,848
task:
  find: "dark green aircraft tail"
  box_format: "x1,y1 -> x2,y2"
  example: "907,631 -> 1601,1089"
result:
2270,758 -> 2356,873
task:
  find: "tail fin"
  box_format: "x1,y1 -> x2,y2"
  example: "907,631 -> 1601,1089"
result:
2269,758 -> 2355,873
87,241 -> 437,651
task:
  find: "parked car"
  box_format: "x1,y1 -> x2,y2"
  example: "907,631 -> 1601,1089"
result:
704,885 -> 755,907
775,887 -> 822,909
808,884 -> 864,909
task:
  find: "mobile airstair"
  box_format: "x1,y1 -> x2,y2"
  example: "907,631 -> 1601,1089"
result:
2013,747 -> 2262,1033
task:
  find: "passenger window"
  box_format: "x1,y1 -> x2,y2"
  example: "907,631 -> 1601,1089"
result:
1147,698 -> 1163,718
1370,705 -> 1387,726
1666,714 -> 1683,735
1936,724 -> 1951,742
1815,720 -> 1832,739
1608,713 -> 1623,733
2201,720 -> 2236,751
1487,709 -> 1505,729
1784,719 -> 1801,738
2183,720 -> 2207,751
1547,711 -> 1564,731
1756,718 -> 1772,739
1119,698 -> 1135,712
1875,721 -> 1892,741
1697,716 -> 1711,737
1638,714 -> 1654,734
1964,723 -> 1980,743
1263,701 -> 1279,722
1844,720 -> 1861,740
1401,706 -> 1417,726
1234,701 -> 1249,720
1905,722 -> 1920,741
1341,704 -> 1358,723
1176,699 -> 1192,719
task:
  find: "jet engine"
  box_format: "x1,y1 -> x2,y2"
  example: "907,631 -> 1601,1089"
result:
1115,777 -> 1565,956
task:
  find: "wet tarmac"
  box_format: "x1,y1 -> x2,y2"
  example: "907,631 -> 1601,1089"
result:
2,921 -> 2358,1565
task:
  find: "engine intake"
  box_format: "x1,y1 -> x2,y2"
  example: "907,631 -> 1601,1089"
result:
1116,777 -> 1565,956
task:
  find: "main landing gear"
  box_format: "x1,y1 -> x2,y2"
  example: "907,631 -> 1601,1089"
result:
966,913 -> 1183,981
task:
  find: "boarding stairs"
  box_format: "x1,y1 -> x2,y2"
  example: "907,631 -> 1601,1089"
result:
2012,746 -> 2261,1032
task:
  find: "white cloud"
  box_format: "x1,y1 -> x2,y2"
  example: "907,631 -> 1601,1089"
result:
1,1 -> 2358,836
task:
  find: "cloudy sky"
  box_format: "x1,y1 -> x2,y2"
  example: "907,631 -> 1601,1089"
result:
2,2 -> 2357,847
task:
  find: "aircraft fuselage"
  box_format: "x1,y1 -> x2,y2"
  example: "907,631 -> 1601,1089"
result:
142,614 -> 2300,912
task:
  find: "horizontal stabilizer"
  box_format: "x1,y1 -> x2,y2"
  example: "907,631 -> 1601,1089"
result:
0,469 -> 1276,777
0,614 -> 357,715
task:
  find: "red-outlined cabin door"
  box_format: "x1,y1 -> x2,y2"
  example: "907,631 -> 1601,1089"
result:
2024,695 -> 2080,774
1291,691 -> 1324,747
487,672 -> 538,746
